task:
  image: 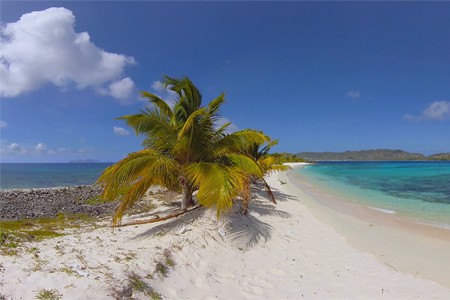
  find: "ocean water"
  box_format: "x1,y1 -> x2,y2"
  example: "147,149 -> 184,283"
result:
0,163 -> 112,190
295,161 -> 450,229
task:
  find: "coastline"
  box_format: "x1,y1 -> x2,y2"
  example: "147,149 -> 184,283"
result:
286,165 -> 450,288
1,169 -> 450,299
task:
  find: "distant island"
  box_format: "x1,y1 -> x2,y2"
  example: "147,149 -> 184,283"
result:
68,159 -> 102,163
296,149 -> 450,161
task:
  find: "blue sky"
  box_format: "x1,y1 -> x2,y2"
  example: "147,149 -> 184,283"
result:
1,1 -> 449,163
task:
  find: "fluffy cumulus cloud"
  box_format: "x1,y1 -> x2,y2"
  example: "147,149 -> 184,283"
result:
107,77 -> 135,101
113,126 -> 130,136
98,77 -> 136,104
403,101 -> 450,121
1,143 -> 26,154
0,120 -> 7,129
0,7 -> 136,101
346,90 -> 361,99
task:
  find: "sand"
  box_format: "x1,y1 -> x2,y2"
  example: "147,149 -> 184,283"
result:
1,165 -> 450,299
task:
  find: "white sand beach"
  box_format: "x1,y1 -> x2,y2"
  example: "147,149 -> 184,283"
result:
1,166 -> 450,299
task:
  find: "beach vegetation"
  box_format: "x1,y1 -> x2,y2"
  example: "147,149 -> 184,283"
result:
34,289 -> 62,300
163,248 -> 175,267
0,228 -> 20,255
28,254 -> 49,272
154,261 -> 169,277
124,272 -> 161,299
271,152 -> 310,163
0,213 -> 96,233
58,266 -> 80,277
0,213 -> 100,255
97,75 -> 283,225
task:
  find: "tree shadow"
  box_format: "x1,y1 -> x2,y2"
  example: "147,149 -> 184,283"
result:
222,196 -> 292,251
130,185 -> 297,251
223,212 -> 273,251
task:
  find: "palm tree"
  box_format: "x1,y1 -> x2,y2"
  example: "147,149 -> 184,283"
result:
239,139 -> 290,215
97,76 -> 269,225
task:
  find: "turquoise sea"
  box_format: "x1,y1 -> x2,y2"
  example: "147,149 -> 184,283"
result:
0,163 -> 112,190
295,161 -> 450,229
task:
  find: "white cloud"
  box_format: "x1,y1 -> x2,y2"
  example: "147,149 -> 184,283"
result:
1,143 -> 26,154
0,120 -> 7,129
346,90 -> 361,99
108,77 -> 135,101
97,77 -> 136,104
0,142 -> 93,159
215,117 -> 239,134
33,143 -> 56,155
423,101 -> 449,120
403,101 -> 450,121
35,143 -> 47,154
0,7 -> 136,100
113,126 -> 130,136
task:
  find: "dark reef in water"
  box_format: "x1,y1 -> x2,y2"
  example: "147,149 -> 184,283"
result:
0,185 -> 118,220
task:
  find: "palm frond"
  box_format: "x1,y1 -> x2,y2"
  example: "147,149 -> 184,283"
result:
140,91 -> 173,118
216,121 -> 232,135
214,130 -> 271,155
208,93 -> 225,116
227,153 -> 263,177
97,149 -> 179,201
259,139 -> 279,157
185,162 -> 247,216
112,176 -> 153,225
163,75 -> 202,112
177,107 -> 207,141
258,156 -> 290,175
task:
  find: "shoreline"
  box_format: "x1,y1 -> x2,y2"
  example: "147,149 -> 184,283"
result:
1,170 -> 450,298
285,166 -> 450,288
294,162 -> 450,231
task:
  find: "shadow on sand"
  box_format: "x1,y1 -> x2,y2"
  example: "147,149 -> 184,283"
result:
132,186 -> 296,251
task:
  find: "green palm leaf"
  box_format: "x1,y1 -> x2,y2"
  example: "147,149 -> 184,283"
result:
97,149 -> 179,202
140,91 -> 173,119
185,162 -> 247,215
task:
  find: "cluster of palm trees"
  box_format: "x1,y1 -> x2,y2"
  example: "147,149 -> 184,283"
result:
97,76 -> 288,225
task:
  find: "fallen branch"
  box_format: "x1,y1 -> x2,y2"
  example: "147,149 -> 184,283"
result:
113,205 -> 202,228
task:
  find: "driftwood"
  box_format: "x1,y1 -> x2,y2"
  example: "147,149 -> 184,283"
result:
113,205 -> 202,228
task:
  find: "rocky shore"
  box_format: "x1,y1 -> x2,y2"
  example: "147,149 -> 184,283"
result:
0,185 -> 118,220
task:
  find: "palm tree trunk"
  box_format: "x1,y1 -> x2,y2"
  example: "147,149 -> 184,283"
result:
181,180 -> 194,210
241,199 -> 249,216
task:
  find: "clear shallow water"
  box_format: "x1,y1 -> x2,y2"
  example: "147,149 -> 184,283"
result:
0,163 -> 112,189
296,161 -> 450,229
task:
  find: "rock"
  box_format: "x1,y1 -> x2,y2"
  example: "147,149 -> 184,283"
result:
0,185 -> 119,220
